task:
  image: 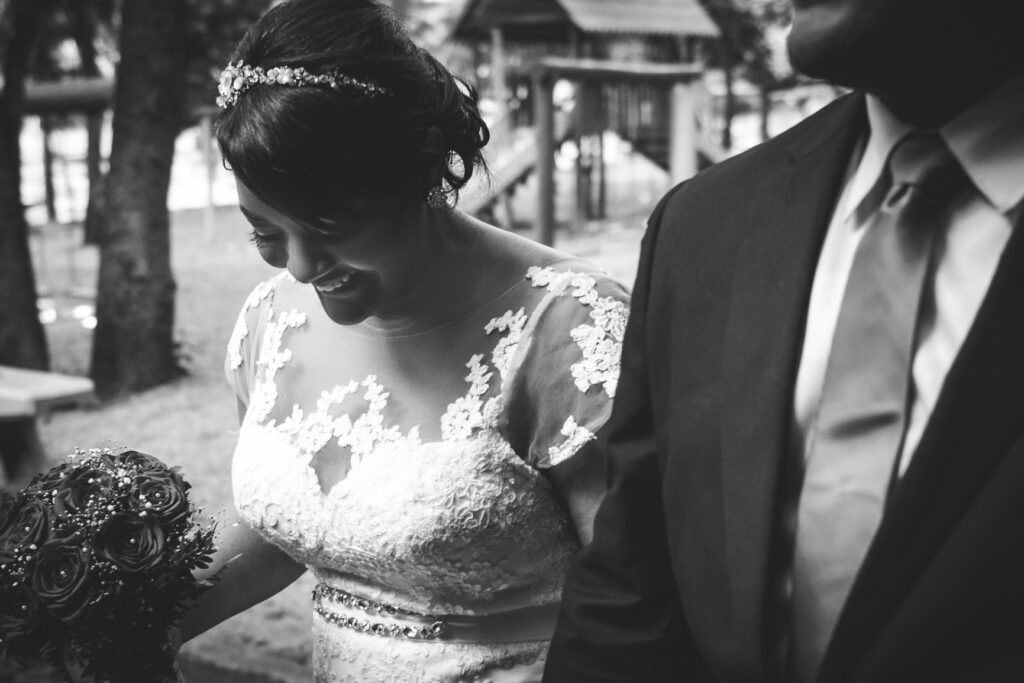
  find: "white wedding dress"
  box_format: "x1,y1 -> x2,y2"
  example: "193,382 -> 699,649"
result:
225,262 -> 628,682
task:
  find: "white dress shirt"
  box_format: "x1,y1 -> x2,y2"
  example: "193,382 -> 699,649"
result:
793,74 -> 1024,478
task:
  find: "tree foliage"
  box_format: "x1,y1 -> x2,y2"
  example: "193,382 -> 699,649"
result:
699,0 -> 792,86
181,0 -> 272,122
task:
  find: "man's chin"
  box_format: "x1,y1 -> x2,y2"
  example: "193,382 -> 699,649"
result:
787,26 -> 868,88
786,2 -> 875,83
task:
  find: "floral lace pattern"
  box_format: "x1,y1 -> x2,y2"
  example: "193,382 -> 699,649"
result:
525,267 -> 627,398
546,417 -> 597,469
228,265 -> 627,681
227,272 -> 293,371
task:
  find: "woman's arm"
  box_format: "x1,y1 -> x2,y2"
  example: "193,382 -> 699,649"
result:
179,398 -> 306,642
546,438 -> 606,546
178,516 -> 306,642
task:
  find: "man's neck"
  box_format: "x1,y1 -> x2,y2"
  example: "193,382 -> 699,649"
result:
872,61 -> 1024,129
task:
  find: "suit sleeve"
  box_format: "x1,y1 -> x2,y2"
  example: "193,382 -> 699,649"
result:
544,187 -> 712,682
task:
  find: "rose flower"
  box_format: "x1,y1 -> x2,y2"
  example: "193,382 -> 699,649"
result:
120,450 -> 167,474
0,497 -> 51,554
53,466 -> 114,516
0,582 -> 53,665
93,512 -> 166,573
131,469 -> 190,527
31,534 -> 95,625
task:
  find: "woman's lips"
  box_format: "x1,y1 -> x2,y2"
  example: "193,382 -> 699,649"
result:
314,270 -> 358,294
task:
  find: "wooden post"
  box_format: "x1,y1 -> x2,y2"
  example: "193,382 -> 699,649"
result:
490,26 -> 508,139
200,111 -> 217,242
41,116 -> 57,222
669,82 -> 698,184
596,130 -> 606,219
760,85 -> 772,142
533,71 -> 555,246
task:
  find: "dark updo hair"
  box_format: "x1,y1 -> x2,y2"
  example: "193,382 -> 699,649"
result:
215,0 -> 489,220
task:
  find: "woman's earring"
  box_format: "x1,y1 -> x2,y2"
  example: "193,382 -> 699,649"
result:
426,186 -> 448,209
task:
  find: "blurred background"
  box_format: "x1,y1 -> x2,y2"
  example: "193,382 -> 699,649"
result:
0,0 -> 840,679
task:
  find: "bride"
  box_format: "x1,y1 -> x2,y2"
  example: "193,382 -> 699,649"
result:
176,0 -> 630,680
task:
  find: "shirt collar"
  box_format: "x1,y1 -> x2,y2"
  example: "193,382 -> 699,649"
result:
843,71 -> 1024,222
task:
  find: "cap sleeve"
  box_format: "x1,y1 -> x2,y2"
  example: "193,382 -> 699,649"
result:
499,265 -> 630,469
224,275 -> 284,408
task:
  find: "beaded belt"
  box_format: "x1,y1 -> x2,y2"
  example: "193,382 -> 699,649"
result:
312,583 -> 562,644
312,584 -> 448,640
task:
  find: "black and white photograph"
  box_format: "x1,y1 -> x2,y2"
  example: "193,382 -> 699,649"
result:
1,0 -> 1022,680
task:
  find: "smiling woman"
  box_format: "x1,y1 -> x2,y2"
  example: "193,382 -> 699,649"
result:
167,0 -> 633,681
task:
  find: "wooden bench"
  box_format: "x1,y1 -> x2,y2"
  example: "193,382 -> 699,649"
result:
0,365 -> 96,486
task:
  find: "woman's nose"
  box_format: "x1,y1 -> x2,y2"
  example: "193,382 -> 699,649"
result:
286,237 -> 329,284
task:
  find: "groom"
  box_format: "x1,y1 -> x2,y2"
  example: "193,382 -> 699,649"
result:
545,0 -> 1024,681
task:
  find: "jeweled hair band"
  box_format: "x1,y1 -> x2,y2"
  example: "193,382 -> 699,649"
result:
216,61 -> 389,109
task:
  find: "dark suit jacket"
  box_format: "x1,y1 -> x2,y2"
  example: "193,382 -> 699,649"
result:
543,93 -> 1024,682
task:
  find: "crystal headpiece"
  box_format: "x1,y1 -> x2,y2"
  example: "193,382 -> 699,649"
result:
216,61 -> 389,109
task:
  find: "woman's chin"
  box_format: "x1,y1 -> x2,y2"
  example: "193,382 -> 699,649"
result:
315,273 -> 380,325
322,305 -> 374,326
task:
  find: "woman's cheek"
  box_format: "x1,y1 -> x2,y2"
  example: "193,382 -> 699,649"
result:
260,246 -> 289,269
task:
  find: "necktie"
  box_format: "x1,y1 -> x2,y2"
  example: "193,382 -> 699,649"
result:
791,132 -> 969,682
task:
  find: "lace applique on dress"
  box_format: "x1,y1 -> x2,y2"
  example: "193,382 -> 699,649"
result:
546,416 -> 597,468
440,354 -> 500,442
486,308 -> 528,381
227,272 -> 294,370
441,307 -> 528,442
276,377 -> 423,469
249,308 -> 307,424
526,266 -> 628,398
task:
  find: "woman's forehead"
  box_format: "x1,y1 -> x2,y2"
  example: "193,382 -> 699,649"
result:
236,180 -> 280,218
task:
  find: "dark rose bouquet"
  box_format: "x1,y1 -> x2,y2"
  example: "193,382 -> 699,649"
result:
0,448 -> 217,682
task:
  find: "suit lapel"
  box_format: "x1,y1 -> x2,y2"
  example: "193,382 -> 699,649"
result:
716,95 -> 866,669
819,211 -> 1024,682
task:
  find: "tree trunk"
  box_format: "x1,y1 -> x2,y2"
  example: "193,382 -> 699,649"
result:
71,0 -> 107,245
0,0 -> 51,371
89,0 -> 187,397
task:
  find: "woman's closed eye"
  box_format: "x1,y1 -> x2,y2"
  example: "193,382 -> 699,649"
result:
248,229 -> 281,248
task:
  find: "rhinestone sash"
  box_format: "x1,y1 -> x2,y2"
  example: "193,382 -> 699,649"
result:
313,584 -> 448,640
312,583 -> 562,644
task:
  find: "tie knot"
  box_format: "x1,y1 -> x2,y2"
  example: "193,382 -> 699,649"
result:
887,132 -> 963,195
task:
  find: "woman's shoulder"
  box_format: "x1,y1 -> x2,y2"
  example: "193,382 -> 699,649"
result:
466,217 -> 629,294
237,271 -> 295,312
495,258 -> 630,469
226,271 -> 300,370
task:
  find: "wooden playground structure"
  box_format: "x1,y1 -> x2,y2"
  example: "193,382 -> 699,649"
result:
22,0 -> 729,247
454,0 -> 726,243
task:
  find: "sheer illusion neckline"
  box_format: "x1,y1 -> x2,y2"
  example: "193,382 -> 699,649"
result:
344,277 -> 532,340
230,261 -> 627,494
